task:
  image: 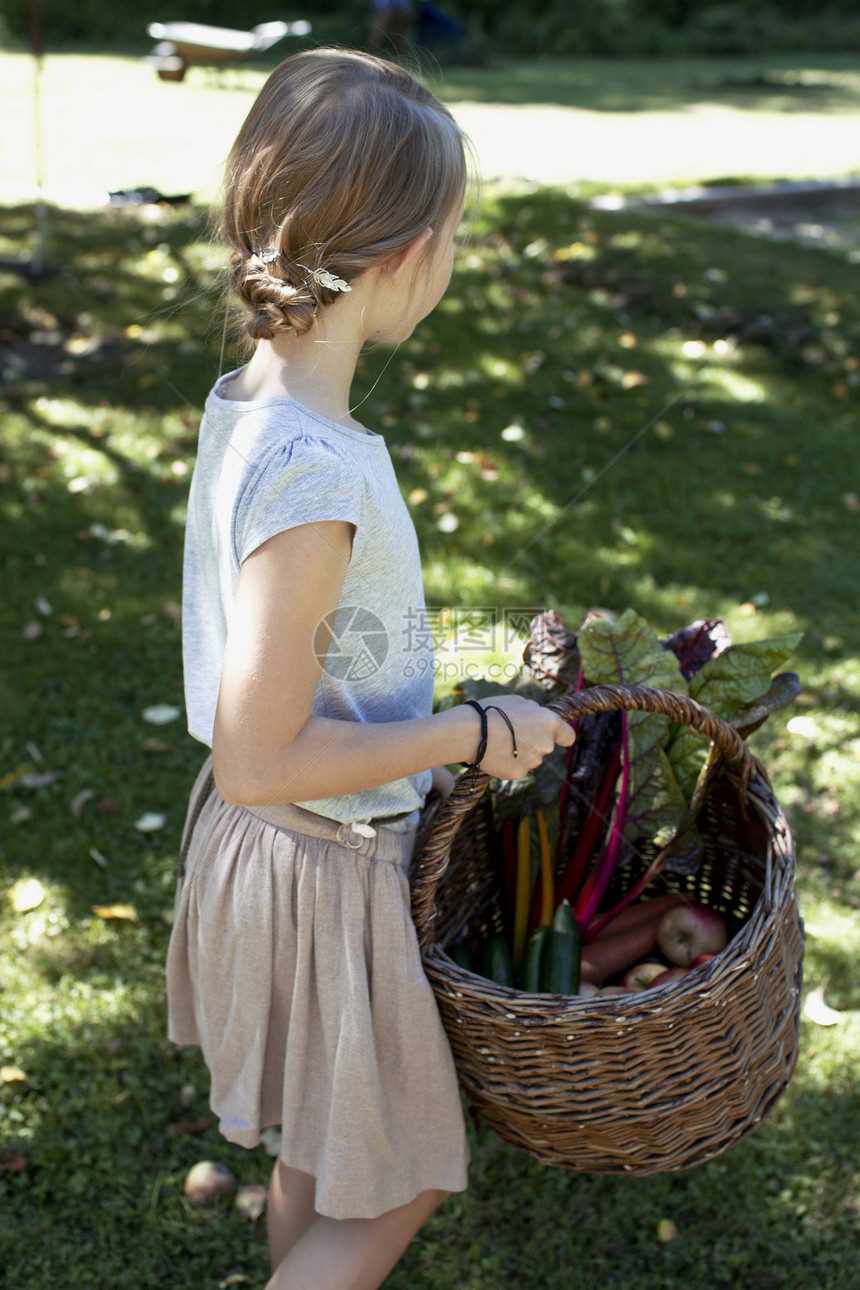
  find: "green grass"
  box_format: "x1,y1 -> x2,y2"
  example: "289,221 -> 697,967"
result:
4,49 -> 860,206
2,179 -> 859,1286
422,52 -> 860,112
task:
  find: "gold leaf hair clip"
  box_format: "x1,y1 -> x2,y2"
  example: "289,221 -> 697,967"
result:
306,266 -> 351,294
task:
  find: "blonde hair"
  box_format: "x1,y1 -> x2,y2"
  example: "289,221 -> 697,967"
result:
222,48 -> 469,341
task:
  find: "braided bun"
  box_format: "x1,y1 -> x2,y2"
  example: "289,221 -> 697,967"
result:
229,251 -> 319,340
221,50 -> 468,347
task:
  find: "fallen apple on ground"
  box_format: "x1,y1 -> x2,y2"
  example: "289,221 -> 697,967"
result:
657,903 -> 728,966
183,1160 -> 236,1205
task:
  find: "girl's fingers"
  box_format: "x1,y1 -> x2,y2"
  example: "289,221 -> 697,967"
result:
556,717 -> 577,746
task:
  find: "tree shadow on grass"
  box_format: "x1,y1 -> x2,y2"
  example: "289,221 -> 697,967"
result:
1,198 -> 858,1290
387,1073 -> 860,1290
2,1007 -> 859,1290
2,190 -> 858,904
0,1012 -> 273,1290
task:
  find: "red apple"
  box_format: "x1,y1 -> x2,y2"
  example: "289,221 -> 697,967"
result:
598,985 -> 630,996
688,953 -> 717,971
650,966 -> 688,987
657,903 -> 727,966
621,961 -> 668,992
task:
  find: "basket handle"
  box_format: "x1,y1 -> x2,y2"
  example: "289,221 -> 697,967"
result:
547,683 -> 754,770
410,684 -> 759,952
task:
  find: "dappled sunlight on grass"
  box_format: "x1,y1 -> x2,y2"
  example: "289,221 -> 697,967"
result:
2,183 -> 859,1286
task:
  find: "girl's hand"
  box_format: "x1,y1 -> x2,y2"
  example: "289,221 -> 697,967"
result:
470,694 -> 574,782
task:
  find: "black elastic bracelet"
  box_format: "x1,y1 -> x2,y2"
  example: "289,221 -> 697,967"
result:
482,703 -> 518,759
463,699 -> 488,772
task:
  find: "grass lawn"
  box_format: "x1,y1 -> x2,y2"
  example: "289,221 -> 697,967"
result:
4,49 -> 860,203
1,61 -> 860,1290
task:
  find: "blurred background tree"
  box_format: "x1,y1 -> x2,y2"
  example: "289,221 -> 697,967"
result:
4,0 -> 860,56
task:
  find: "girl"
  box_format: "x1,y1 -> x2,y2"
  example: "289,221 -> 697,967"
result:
166,48 -> 574,1290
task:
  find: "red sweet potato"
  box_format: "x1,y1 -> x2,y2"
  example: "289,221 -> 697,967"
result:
579,919 -> 662,986
589,892 -> 684,942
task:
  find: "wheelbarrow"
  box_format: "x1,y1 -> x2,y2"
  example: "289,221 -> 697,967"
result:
146,19 -> 312,81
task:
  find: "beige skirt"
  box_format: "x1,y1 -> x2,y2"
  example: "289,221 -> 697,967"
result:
166,759 -> 469,1220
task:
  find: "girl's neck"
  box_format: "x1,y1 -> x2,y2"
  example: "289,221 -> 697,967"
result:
229,327 -> 367,432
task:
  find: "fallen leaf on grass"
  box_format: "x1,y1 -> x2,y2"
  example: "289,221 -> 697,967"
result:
134,812 -> 166,832
167,1116 -> 215,1137
20,771 -> 59,788
803,986 -> 842,1027
141,737 -> 169,752
96,796 -> 121,813
22,620 -> 43,640
9,878 -> 45,912
657,1219 -> 678,1243
1,764 -> 30,789
92,904 -> 138,922
1,1155 -> 28,1172
142,704 -> 181,725
89,847 -> 109,868
70,789 -> 94,817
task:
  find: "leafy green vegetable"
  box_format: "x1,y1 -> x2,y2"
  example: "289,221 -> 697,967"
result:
690,633 -> 804,713
668,633 -> 803,798
578,609 -> 688,854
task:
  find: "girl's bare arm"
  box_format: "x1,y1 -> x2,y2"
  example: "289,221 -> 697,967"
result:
211,522 -> 573,806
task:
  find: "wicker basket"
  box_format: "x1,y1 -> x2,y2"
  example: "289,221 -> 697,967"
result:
410,684 -> 804,1175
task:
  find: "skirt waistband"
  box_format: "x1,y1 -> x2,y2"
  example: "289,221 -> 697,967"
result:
244,800 -> 415,866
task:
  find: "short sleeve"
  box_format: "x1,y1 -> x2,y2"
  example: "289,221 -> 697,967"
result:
234,434 -> 363,568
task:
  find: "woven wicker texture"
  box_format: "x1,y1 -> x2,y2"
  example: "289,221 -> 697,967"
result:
410,684 -> 804,1175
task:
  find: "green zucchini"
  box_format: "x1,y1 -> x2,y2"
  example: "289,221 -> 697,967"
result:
481,932 -> 515,987
539,900 -> 581,996
519,924 -> 550,993
447,942 -> 475,972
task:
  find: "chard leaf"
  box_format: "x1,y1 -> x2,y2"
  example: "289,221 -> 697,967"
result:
621,742 -> 689,856
579,610 -> 689,861
733,671 -> 802,736
668,633 -> 802,798
661,618 -> 731,681
689,633 -> 803,714
578,608 -> 686,694
578,607 -> 687,778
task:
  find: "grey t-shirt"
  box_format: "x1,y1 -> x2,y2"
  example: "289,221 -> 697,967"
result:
182,370 -> 434,826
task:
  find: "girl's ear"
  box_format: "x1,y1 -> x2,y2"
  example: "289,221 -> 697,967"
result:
385,227 -> 434,282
